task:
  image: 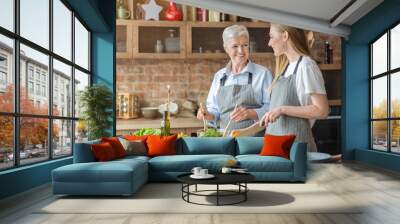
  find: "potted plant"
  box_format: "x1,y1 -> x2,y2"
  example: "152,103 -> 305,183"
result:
79,84 -> 113,140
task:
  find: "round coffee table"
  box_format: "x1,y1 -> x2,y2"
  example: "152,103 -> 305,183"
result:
177,173 -> 255,206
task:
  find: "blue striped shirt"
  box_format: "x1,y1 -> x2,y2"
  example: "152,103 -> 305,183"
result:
206,61 -> 273,127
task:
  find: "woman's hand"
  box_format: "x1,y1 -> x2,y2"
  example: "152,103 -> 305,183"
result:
260,106 -> 285,126
197,107 -> 214,121
230,107 -> 258,122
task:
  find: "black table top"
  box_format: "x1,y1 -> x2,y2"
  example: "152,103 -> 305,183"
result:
177,172 -> 255,185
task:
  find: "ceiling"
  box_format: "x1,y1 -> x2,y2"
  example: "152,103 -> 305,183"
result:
174,0 -> 384,38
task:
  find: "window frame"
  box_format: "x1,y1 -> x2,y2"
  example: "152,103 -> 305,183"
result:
370,20 -> 400,154
0,0 -> 92,171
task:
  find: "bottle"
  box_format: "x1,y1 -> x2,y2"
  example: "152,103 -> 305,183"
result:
161,111 -> 171,136
155,40 -> 163,53
220,13 -> 229,22
165,29 -> 180,53
196,8 -> 207,22
329,45 -> 333,64
324,41 -> 330,64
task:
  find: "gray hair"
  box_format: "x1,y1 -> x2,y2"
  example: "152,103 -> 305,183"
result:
222,25 -> 249,48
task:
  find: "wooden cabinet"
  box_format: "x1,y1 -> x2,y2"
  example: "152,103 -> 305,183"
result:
132,20 -> 186,59
186,21 -> 273,59
116,20 -> 133,58
116,20 -> 274,59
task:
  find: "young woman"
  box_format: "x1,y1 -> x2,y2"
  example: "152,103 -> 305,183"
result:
232,24 -> 329,151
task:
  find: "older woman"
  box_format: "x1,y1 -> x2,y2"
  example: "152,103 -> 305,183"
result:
197,25 -> 273,136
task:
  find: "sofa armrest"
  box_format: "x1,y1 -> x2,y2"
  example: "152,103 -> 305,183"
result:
289,142 -> 307,181
73,140 -> 100,163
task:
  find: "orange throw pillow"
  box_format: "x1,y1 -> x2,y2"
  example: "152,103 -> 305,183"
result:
260,134 -> 296,159
146,135 -> 177,157
101,137 -> 127,158
91,142 -> 117,162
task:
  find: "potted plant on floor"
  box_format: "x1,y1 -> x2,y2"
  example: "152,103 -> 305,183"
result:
79,84 -> 113,140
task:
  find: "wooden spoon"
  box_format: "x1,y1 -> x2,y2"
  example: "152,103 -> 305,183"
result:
199,103 -> 208,132
222,104 -> 238,137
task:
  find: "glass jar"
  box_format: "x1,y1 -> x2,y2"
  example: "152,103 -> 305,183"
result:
155,40 -> 164,53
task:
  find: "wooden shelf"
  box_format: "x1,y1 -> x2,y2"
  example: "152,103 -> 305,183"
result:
116,20 -> 272,59
319,64 -> 341,70
328,99 -> 341,106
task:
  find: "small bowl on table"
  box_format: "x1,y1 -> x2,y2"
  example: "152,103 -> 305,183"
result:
141,107 -> 159,119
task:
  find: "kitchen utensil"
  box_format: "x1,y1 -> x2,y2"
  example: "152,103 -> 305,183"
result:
230,122 -> 266,137
222,104 -> 238,137
199,103 -> 208,132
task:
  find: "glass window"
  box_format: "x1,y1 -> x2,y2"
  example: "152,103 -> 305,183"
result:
53,59 -> 71,117
53,0 -> 72,60
372,121 -> 388,151
391,72 -> 400,118
0,0 -> 14,32
0,116 -> 14,170
35,70 -> 41,80
0,0 -> 92,170
391,120 -> 400,153
75,120 -> 88,143
41,85 -> 46,96
372,33 -> 387,76
36,84 -> 40,95
74,69 -> 89,118
53,119 -> 72,158
0,35 -> 13,113
372,77 -> 387,119
74,18 -> 89,70
28,67 -> 34,80
20,0 -> 49,49
0,54 -> 7,67
20,44 -> 49,115
391,24 -> 400,70
28,81 -> 34,93
0,71 -> 7,84
19,117 -> 49,165
371,23 -> 400,154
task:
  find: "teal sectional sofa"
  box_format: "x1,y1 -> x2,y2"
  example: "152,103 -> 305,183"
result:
52,137 -> 307,196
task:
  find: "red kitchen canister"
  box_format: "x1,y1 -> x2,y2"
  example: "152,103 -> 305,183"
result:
165,1 -> 182,21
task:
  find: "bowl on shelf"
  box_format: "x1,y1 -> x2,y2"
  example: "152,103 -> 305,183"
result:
141,107 -> 159,119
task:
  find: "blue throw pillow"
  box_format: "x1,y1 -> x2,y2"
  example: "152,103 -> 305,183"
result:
179,137 -> 235,155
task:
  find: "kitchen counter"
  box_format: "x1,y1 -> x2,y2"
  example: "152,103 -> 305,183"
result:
116,117 -> 204,135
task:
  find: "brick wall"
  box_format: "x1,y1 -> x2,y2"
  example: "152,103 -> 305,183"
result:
117,34 -> 341,109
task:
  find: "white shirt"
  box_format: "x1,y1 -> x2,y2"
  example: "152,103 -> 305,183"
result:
283,56 -> 327,127
206,61 -> 273,127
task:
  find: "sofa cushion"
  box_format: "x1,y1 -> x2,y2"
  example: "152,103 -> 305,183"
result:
118,138 -> 147,156
101,137 -> 127,158
147,135 -> 177,157
91,142 -> 118,161
178,137 -> 235,155
236,155 -> 293,172
52,159 -> 147,183
236,137 -> 263,155
148,154 -> 235,172
260,134 -> 296,159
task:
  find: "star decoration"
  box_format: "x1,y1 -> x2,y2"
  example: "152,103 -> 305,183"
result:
141,0 -> 162,20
